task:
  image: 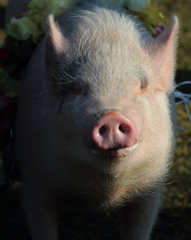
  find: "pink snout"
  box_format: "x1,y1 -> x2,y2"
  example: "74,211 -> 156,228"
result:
91,112 -> 136,152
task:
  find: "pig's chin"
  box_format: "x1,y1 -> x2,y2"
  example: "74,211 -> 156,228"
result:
90,143 -> 139,159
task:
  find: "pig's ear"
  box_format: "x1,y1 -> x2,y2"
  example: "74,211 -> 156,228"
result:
46,15 -> 69,53
45,15 -> 69,92
146,15 -> 179,92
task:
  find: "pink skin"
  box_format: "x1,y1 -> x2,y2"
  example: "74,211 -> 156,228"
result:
91,112 -> 140,158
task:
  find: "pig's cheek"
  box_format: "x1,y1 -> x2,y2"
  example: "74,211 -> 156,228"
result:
132,117 -> 145,145
123,109 -> 145,146
57,102 -> 88,144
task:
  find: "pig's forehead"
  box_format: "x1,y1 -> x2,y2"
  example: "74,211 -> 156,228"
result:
65,6 -> 146,53
62,46 -> 150,86
70,35 -> 149,72
71,25 -> 144,58
60,6 -> 154,84
75,49 -> 149,82
69,29 -> 149,74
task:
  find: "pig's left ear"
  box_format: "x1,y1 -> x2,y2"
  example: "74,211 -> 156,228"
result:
44,15 -> 70,92
146,15 -> 179,92
46,15 -> 69,54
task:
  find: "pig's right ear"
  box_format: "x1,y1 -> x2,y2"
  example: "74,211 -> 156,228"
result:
146,15 -> 179,92
45,15 -> 69,90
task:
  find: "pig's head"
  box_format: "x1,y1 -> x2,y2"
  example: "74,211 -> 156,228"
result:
43,7 -> 178,206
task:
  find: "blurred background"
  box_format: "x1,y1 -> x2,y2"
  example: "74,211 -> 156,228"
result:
0,0 -> 191,239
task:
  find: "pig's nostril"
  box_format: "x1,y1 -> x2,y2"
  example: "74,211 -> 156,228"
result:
118,124 -> 128,133
99,125 -> 108,135
99,124 -> 129,136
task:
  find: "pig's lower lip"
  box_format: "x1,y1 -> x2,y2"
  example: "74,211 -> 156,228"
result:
90,143 -> 139,159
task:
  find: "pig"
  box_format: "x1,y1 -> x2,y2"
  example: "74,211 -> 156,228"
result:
6,0 -> 178,239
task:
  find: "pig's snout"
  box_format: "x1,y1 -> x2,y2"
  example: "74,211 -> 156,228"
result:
91,112 -> 138,158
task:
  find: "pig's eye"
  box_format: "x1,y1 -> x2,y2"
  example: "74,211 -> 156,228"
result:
133,66 -> 148,90
73,83 -> 82,95
60,82 -> 75,95
56,56 -> 87,96
140,79 -> 148,90
73,82 -> 89,96
61,82 -> 85,97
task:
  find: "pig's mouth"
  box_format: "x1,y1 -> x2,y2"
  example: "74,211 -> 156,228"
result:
90,143 -> 139,159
